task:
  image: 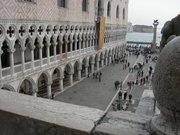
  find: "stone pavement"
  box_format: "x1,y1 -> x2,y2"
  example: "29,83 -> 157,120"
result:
55,54 -> 156,111
112,54 -> 157,113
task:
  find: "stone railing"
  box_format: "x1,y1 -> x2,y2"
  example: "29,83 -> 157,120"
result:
0,89 -> 151,135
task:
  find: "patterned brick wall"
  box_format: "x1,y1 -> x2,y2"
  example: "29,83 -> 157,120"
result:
0,0 -> 128,25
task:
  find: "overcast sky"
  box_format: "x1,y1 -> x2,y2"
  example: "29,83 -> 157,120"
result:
128,0 -> 180,28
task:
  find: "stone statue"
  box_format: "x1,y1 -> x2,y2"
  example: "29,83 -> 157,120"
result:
160,14 -> 180,51
150,36 -> 180,135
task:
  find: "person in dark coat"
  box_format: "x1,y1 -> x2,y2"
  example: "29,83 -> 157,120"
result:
129,94 -> 132,102
124,92 -> 127,100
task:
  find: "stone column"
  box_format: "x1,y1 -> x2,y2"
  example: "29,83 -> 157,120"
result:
105,57 -> 108,66
39,46 -> 43,67
60,42 -> 62,55
0,50 -> 3,79
31,47 -> 35,69
46,44 -> 50,65
69,73 -> 73,86
89,39 -> 91,48
152,20 -> 159,51
96,61 -> 99,71
108,56 -> 112,65
9,49 -> 15,76
32,92 -> 37,97
53,44 -> 57,62
79,40 -> 81,50
21,46 -> 26,72
70,42 -> 72,52
47,83 -> 52,99
91,63 -> 94,73
112,54 -> 114,62
65,42 -> 67,58
59,77 -> 64,92
101,58 -> 104,67
78,69 -> 81,80
32,88 -> 37,97
85,66 -> 88,76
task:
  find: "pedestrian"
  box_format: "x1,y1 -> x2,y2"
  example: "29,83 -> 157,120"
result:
96,72 -> 99,80
127,62 -> 130,67
99,71 -> 102,82
143,77 -> 146,85
118,91 -> 122,100
132,81 -> 134,86
124,64 -> 127,69
124,92 -> 127,100
51,93 -> 55,99
149,66 -> 153,71
125,59 -> 127,63
128,94 -> 132,102
140,78 -> 143,85
149,70 -> 152,77
120,81 -> 122,90
114,81 -> 119,90
135,79 -> 138,85
93,72 -> 95,79
129,67 -> 131,72
141,71 -> 144,77
100,71 -> 102,76
99,75 -> 101,82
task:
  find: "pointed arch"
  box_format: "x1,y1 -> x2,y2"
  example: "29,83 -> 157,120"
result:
51,67 -> 62,93
25,38 -> 32,63
42,36 -> 48,58
37,72 -> 51,97
123,8 -> 125,20
2,84 -> 16,92
63,63 -> 73,73
73,60 -> 81,82
116,5 -> 119,18
18,77 -> 36,95
14,39 -> 22,65
34,37 -> 40,60
63,63 -> 73,87
97,0 -> 103,16
1,40 -> 10,68
107,1 -> 111,17
81,57 -> 88,77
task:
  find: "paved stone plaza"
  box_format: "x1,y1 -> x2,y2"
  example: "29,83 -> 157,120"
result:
55,54 -> 156,111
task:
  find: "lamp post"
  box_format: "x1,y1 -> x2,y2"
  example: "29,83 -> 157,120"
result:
152,20 -> 159,51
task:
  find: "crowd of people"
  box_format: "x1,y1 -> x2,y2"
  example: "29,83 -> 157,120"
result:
92,71 -> 102,82
112,45 -> 157,111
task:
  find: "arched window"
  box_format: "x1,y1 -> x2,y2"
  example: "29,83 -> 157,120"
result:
97,0 -> 101,16
57,0 -> 68,8
107,2 -> 111,17
1,41 -> 10,68
116,6 -> 119,19
82,0 -> 88,12
123,8 -> 125,20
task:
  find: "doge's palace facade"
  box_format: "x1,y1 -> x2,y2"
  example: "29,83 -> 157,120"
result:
0,0 -> 128,98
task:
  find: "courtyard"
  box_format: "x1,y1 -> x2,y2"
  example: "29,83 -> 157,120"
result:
55,53 -> 156,111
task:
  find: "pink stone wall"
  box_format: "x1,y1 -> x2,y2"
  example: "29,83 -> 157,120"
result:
0,0 -> 128,25
0,0 -> 95,22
